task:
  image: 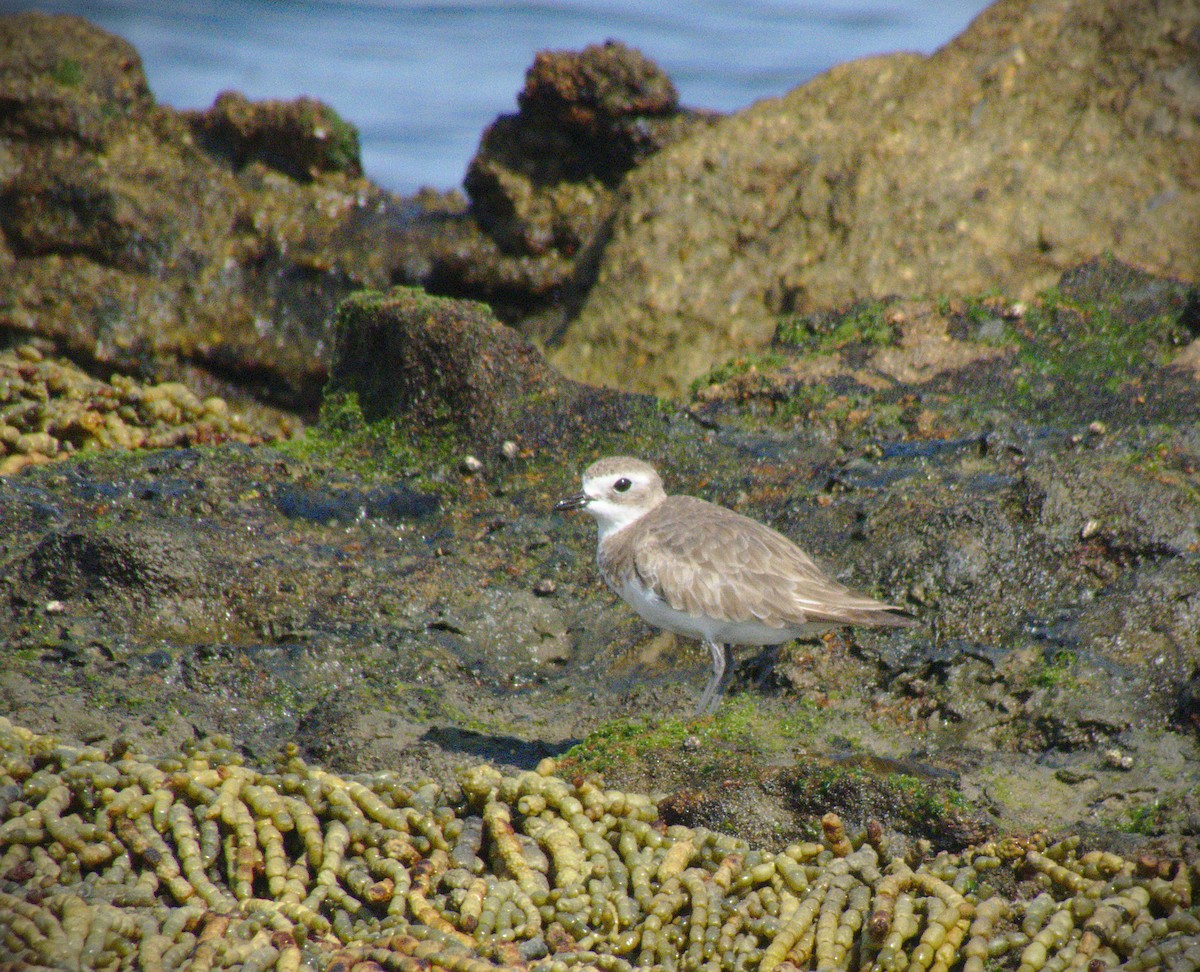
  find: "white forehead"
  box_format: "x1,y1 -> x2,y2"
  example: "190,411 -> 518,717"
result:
582,456 -> 661,487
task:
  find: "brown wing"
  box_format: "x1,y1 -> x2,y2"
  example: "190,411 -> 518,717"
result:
627,496 -> 908,628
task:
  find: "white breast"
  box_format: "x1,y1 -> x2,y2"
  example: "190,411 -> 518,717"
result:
614,576 -> 823,647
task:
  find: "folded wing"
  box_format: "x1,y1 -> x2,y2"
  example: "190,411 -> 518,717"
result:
629,496 -> 911,629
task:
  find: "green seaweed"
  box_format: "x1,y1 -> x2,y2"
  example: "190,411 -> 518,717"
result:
1003,286 -> 1193,395
1120,797 -> 1169,836
787,761 -> 974,845
1030,650 -> 1078,690
689,352 -> 790,395
277,390 -> 430,480
775,300 -> 899,351
560,694 -> 823,778
318,109 -> 362,173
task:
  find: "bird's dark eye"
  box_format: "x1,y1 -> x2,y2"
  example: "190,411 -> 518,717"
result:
614,477 -> 632,493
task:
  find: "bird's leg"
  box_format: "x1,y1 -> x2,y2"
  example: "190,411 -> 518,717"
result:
696,642 -> 735,715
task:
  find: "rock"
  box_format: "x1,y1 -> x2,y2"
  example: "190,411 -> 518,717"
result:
550,0 -> 1200,394
392,41 -> 714,342
445,589 -> 573,670
464,40 -> 688,256
0,12 -> 408,413
2,13 -> 1198,853
0,13 -> 153,146
184,91 -> 362,182
1025,453 -> 1200,559
17,526 -> 204,604
326,286 -> 657,455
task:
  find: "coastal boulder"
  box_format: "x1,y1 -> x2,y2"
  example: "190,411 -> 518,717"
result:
551,0 -> 1200,394
0,12 -> 402,414
392,41 -> 715,340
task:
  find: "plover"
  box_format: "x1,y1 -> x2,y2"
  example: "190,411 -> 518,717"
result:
555,456 -> 915,714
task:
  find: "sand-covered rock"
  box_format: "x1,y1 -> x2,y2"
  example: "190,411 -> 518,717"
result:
551,0 -> 1200,394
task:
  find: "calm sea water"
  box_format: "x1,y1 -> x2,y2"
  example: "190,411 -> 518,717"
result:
9,0 -> 993,194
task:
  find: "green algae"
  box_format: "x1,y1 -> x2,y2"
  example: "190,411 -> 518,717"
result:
775,299 -> 900,352
1029,650 -> 1079,691
1002,285 -> 1192,396
559,695 -> 824,779
688,352 -> 791,395
277,390 -> 428,480
1121,797 -> 1171,836
316,107 -> 362,174
786,761 -> 978,848
693,260 -> 1198,441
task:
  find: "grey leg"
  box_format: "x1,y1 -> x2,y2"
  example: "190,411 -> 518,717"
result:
695,642 -> 735,715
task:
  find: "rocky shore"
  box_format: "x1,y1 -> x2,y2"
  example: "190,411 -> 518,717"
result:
1,1 -> 1198,969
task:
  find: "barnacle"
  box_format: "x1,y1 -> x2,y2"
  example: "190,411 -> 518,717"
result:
1,716 -> 1197,971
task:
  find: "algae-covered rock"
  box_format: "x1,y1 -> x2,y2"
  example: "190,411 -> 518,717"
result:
0,12 -> 405,412
326,286 -> 658,456
465,39 -> 691,257
184,90 -> 363,182
0,262 -> 1197,850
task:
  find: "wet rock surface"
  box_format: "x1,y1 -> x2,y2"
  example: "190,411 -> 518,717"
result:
1,266 -> 1196,858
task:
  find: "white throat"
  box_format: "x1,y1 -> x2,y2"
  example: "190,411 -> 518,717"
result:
586,499 -> 650,542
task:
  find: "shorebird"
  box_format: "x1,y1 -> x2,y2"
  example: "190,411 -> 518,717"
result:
555,456 -> 915,714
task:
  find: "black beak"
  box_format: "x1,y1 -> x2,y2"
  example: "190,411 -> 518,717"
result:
554,491 -> 589,513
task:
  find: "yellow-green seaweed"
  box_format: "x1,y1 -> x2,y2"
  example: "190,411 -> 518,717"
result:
0,716 -> 1197,972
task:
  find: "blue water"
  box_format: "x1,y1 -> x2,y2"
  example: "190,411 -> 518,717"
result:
8,0 -> 993,194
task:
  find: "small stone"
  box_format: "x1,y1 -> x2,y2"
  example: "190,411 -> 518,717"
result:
461,455 -> 483,474
532,578 -> 556,597
1080,519 -> 1100,539
44,600 -> 66,614
501,440 -> 519,461
1088,420 -> 1107,435
1103,748 -> 1133,770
